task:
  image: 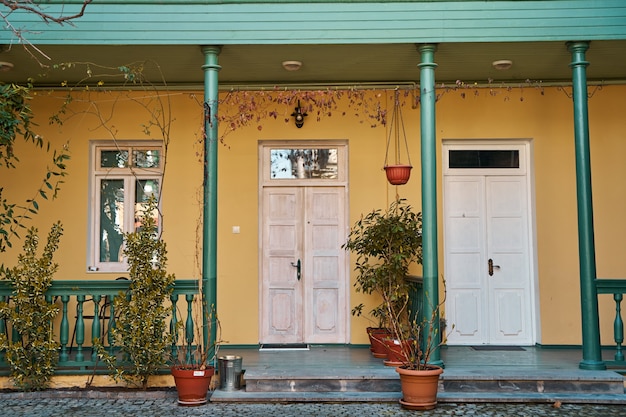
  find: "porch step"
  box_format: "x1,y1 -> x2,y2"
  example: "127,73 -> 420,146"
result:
210,367 -> 626,404
439,368 -> 625,403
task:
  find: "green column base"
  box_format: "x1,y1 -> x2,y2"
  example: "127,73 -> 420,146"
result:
579,359 -> 606,370
428,359 -> 445,369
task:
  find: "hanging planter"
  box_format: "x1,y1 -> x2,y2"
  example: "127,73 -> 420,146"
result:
384,165 -> 412,185
384,90 -> 412,185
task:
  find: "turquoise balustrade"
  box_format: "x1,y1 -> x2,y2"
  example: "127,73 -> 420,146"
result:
0,279 -> 201,375
595,279 -> 626,367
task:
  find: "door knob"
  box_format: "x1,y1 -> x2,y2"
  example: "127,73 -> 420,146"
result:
291,259 -> 301,281
488,258 -> 501,276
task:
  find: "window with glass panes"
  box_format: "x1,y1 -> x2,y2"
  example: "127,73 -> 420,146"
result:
89,141 -> 163,272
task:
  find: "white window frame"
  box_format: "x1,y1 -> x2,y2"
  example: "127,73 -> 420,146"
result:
443,140 -> 527,176
259,140 -> 348,186
88,140 -> 163,273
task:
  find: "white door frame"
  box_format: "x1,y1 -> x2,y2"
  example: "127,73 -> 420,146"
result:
258,140 -> 350,344
442,139 -> 540,345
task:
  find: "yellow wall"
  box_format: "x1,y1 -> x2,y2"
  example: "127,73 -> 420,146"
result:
2,85 -> 626,347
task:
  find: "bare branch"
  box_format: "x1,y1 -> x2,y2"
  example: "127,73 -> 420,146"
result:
1,1 -> 92,24
1,1 -> 92,64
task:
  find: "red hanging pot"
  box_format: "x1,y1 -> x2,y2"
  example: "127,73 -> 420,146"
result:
384,165 -> 412,186
383,91 -> 412,185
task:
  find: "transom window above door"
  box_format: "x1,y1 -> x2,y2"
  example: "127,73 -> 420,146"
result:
448,150 -> 519,169
261,141 -> 348,185
443,141 -> 528,176
270,148 -> 338,179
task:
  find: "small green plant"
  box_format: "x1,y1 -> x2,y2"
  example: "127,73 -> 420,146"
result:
343,198 -> 423,328
387,279 -> 447,371
0,222 -> 63,391
102,195 -> 175,389
170,299 -> 221,371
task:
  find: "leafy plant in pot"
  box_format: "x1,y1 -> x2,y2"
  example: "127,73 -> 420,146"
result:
343,198 -> 423,360
385,279 -> 447,411
364,306 -> 392,359
169,297 -> 221,406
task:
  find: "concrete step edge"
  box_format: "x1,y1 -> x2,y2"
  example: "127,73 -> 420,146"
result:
210,390 -> 626,405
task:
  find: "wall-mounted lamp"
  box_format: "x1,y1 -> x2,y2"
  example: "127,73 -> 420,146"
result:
291,100 -> 307,128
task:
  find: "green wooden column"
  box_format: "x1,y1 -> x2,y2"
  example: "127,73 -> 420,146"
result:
201,45 -> 221,363
418,44 -> 442,366
567,41 -> 605,370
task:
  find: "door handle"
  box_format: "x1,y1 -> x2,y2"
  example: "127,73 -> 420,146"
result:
488,258 -> 501,276
291,259 -> 301,281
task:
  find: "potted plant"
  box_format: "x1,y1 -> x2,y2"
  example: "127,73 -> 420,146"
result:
343,198 -> 444,410
364,307 -> 392,359
386,280 -> 447,411
343,198 -> 423,359
169,298 -> 221,406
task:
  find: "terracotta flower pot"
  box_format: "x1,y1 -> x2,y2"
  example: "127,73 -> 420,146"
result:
367,327 -> 391,359
396,365 -> 443,410
384,165 -> 412,185
382,338 -> 409,366
171,365 -> 215,406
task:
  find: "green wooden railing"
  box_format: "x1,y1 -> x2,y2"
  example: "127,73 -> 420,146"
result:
0,279 -> 201,375
595,279 -> 626,367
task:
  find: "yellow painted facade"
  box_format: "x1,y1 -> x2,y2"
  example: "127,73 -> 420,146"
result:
2,85 -> 626,348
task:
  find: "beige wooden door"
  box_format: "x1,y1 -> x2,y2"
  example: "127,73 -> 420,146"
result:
260,186 -> 348,344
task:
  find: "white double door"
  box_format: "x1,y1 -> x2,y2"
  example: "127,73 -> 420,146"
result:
444,171 -> 536,345
260,186 -> 348,344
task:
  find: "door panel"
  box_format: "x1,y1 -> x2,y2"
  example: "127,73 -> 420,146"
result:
487,176 -> 532,344
445,176 -> 488,344
445,174 -> 533,345
261,186 -> 347,344
494,290 -> 524,337
269,289 -> 297,334
262,188 -> 303,343
305,187 -> 347,343
450,290 -> 481,337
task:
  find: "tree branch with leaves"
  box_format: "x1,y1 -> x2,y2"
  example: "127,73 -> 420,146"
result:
0,82 -> 70,253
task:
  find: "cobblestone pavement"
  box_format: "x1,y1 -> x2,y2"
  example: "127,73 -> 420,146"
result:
2,399 -> 625,417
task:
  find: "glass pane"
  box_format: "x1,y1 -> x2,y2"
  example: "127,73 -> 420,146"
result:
449,150 -> 519,169
270,148 -> 338,179
100,179 -> 125,262
100,150 -> 129,168
134,179 -> 160,232
133,149 -> 161,168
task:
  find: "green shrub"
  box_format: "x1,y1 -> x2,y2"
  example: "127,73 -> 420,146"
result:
0,222 -> 63,391
343,198 -> 422,327
104,196 -> 175,389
